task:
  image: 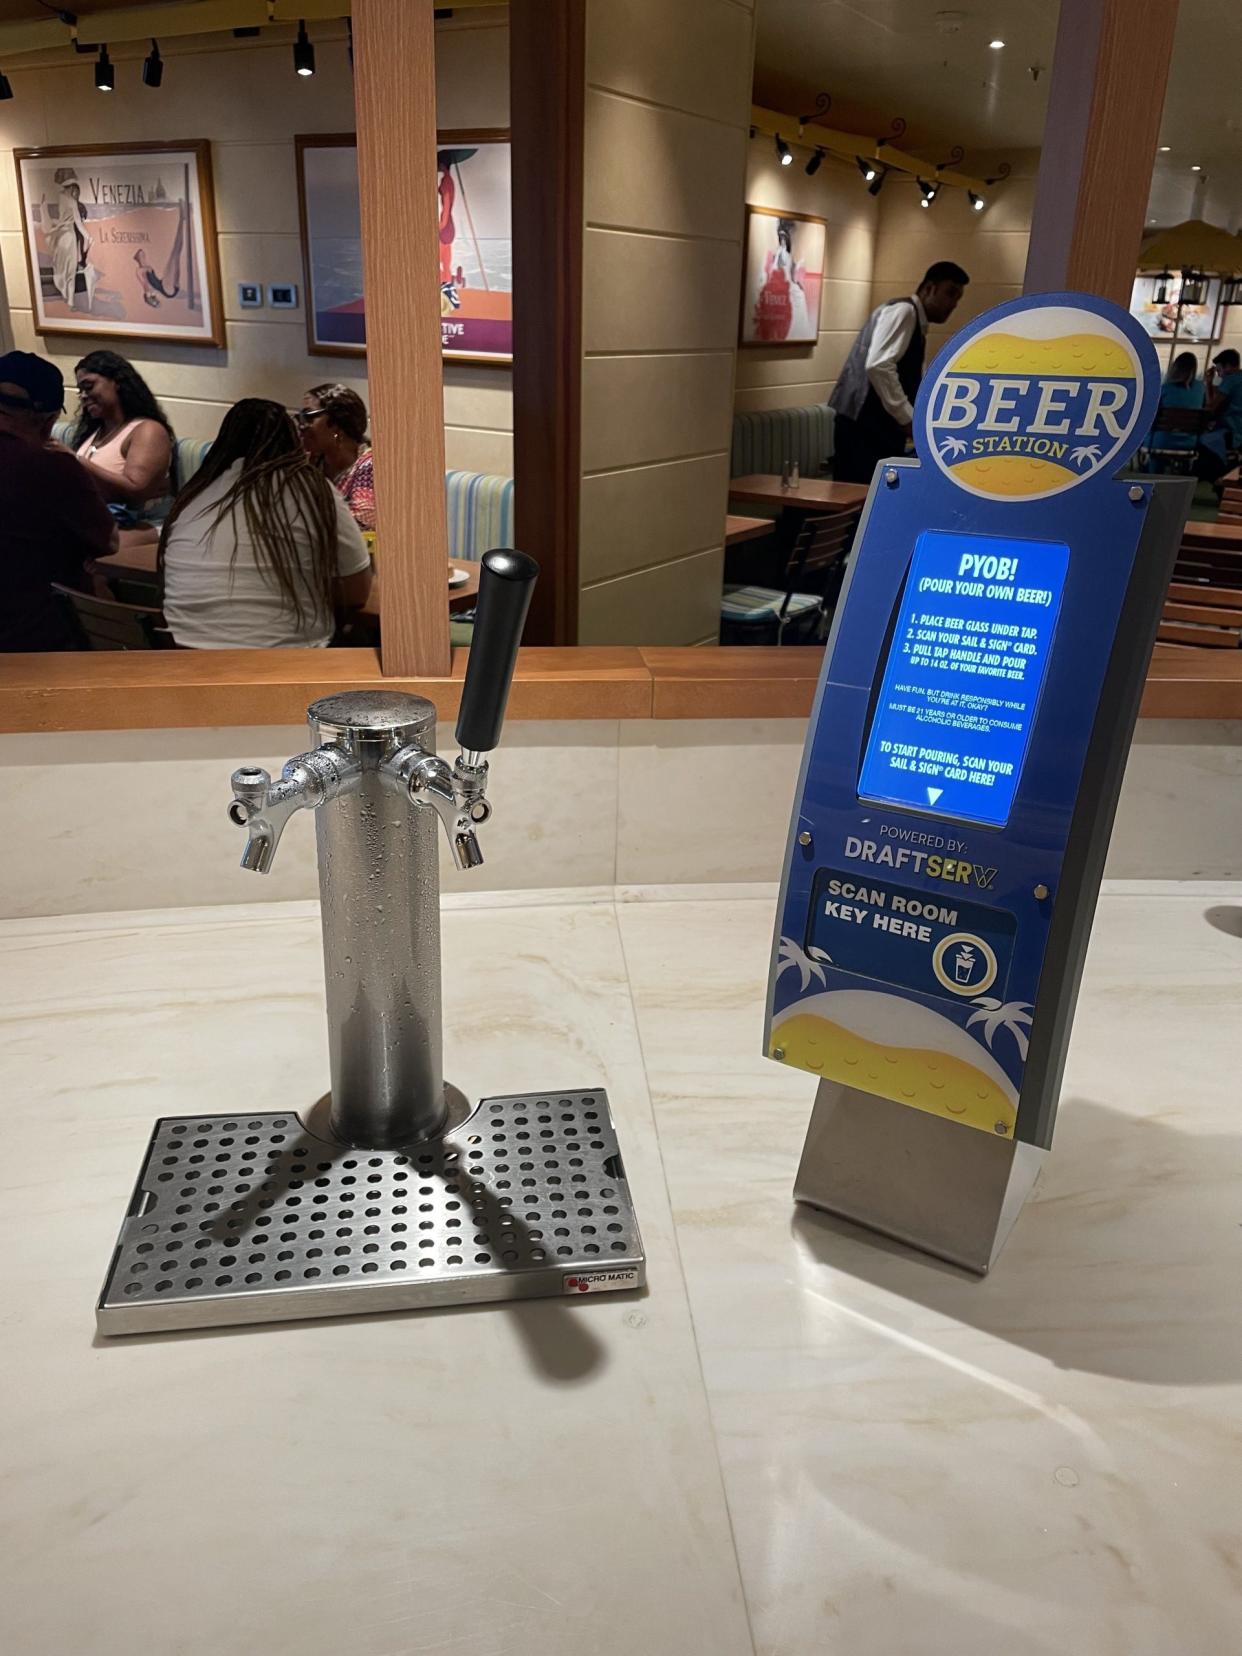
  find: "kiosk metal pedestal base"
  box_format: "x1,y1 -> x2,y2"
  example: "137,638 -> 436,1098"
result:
98,1089 -> 645,1335
794,1080 -> 1045,1274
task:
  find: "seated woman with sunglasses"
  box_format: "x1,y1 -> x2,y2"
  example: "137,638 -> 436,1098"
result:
296,382 -> 376,531
160,399 -> 372,649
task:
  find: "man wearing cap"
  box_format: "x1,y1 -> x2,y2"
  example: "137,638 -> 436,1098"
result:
0,350 -> 117,652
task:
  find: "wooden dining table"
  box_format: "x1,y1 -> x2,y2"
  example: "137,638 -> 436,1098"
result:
728,474 -> 869,513
92,539 -> 481,620
724,513 -> 774,546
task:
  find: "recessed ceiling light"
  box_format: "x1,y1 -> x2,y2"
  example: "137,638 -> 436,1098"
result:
1158,145 -> 1171,152
989,39 -> 1005,49
1191,163 -> 1202,171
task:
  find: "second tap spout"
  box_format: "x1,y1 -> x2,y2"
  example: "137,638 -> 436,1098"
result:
385,746 -> 490,871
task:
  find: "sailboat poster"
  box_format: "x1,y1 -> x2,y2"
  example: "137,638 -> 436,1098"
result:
296,130 -> 512,363
15,141 -> 223,348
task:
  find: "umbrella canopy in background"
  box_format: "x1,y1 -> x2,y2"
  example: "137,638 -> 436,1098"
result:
1138,219 -> 1242,275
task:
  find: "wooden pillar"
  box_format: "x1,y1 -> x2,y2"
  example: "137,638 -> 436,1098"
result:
1024,0 -> 1179,303
509,0 -> 585,646
354,0 -> 450,676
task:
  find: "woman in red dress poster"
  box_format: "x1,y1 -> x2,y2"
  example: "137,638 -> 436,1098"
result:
752,221 -> 812,343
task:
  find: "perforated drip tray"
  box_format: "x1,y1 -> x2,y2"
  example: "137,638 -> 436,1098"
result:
97,1090 -> 645,1336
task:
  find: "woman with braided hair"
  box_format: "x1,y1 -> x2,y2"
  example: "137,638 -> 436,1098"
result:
160,398 -> 372,648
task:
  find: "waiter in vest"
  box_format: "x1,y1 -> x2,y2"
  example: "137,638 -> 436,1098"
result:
829,261 -> 970,483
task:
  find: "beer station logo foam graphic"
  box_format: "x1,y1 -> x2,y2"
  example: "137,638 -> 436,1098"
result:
917,295 -> 1159,503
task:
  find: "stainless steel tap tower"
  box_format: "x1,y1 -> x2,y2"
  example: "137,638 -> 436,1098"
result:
98,552 -> 646,1335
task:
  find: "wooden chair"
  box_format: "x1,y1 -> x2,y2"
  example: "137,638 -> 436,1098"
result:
51,584 -> 174,650
720,509 -> 859,645
1143,405 -> 1208,473
1218,481 -> 1242,522
1158,581 -> 1242,649
1173,541 -> 1242,589
103,572 -> 164,609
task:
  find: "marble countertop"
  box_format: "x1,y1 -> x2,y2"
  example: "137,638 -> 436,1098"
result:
2,881 -> 1240,1655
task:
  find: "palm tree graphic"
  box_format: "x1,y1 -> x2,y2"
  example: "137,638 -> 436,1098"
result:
967,997 -> 1033,1060
776,935 -> 832,992
939,436 -> 968,460
1069,444 -> 1101,470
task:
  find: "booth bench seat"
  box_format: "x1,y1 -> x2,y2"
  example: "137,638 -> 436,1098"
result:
731,404 -> 836,480
54,422 -> 514,564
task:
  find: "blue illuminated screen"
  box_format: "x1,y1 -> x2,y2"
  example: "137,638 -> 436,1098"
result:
858,530 -> 1069,828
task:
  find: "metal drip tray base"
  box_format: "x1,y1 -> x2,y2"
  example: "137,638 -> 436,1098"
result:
97,1089 -> 645,1336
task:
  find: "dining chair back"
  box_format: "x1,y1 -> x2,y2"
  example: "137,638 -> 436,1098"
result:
1158,581 -> 1242,649
51,585 -> 174,651
720,508 -> 860,645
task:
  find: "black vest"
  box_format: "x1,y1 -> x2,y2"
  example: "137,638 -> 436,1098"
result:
859,297 -> 925,438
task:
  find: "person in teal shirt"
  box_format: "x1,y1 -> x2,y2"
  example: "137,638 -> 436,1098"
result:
1153,351 -> 1205,456
1208,348 -> 1242,449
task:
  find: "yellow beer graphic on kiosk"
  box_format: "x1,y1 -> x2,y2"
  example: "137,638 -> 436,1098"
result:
926,308 -> 1144,502
770,989 -> 1018,1137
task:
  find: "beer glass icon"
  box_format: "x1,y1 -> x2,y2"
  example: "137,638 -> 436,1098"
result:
952,943 -> 977,984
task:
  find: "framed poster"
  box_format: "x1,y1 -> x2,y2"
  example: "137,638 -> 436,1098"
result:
740,205 -> 826,347
1129,273 -> 1223,341
14,141 -> 223,347
296,129 -> 513,363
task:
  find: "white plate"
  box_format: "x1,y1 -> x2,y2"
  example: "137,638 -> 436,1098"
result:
448,565 -> 470,588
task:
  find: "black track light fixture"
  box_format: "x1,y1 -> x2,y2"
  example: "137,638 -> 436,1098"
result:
95,44 -> 114,92
867,167 -> 887,197
1181,268 -> 1206,306
856,155 -> 879,185
294,19 -> 315,77
806,147 -> 825,177
917,178 -> 939,208
968,189 -> 986,213
0,68 -> 12,101
143,39 -> 163,88
775,133 -> 792,167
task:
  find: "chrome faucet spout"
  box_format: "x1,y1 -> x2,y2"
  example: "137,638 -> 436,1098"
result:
228,745 -> 359,873
239,830 -> 276,874
382,745 -> 492,871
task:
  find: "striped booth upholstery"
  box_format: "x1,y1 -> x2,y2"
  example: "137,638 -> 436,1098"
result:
54,420 -> 514,560
444,468 -> 515,561
731,404 -> 836,479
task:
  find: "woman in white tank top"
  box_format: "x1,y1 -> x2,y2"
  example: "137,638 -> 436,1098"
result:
70,349 -> 173,508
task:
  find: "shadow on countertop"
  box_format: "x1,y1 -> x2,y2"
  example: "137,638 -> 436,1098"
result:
792,1094 -> 1242,1386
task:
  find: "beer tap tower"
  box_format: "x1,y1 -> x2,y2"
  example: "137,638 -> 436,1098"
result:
98,552 -> 645,1335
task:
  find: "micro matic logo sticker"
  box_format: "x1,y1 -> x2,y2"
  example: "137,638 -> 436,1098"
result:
563,1269 -> 640,1294
920,301 -> 1151,502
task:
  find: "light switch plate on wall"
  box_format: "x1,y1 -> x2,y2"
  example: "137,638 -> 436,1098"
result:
269,284 -> 299,310
238,282 -> 262,308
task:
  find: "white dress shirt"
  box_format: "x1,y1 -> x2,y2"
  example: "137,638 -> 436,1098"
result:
864,294 -> 929,426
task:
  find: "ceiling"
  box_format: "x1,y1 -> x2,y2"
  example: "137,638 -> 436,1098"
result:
754,0 -> 1242,228
753,0 -> 1060,170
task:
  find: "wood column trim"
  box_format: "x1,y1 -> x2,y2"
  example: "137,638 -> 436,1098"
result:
354,0 -> 451,676
509,0 -> 585,646
1024,0 -> 1179,304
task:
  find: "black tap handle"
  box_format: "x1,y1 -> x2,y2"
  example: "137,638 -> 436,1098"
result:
455,548 -> 539,755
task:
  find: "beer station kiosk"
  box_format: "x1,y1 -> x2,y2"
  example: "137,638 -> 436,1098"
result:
767,292 -> 1192,1272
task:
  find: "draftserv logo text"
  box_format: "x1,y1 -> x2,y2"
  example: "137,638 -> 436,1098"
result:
843,834 -> 997,890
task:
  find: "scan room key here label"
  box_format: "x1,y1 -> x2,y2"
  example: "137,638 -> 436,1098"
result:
808,868 -> 1015,1001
